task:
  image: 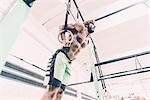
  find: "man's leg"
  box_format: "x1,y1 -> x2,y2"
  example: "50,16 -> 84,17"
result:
41,87 -> 63,100
52,88 -> 63,100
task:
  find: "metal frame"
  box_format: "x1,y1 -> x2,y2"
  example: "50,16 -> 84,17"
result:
95,51 -> 150,66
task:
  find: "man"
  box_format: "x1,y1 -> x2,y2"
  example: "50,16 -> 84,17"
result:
41,20 -> 95,100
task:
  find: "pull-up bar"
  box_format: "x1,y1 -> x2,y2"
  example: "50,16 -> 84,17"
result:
95,51 -> 150,66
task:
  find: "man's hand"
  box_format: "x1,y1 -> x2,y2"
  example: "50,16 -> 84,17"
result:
84,20 -> 96,34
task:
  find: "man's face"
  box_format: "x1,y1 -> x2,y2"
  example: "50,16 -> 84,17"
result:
69,33 -> 89,58
59,22 -> 91,57
70,39 -> 81,57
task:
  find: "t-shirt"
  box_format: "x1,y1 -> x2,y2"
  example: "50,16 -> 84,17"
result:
53,52 -> 71,85
44,48 -> 72,91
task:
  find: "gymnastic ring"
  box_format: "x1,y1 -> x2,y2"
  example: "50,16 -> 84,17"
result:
58,30 -> 74,44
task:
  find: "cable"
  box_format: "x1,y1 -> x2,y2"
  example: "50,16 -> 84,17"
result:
94,1 -> 148,22
42,11 -> 64,26
9,54 -> 46,72
72,0 -> 84,22
67,7 -> 77,22
64,3 -> 80,22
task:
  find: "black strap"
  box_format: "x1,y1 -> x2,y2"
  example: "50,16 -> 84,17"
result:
72,0 -> 84,22
64,0 -> 71,32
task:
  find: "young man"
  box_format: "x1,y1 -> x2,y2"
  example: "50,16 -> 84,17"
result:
41,20 -> 95,100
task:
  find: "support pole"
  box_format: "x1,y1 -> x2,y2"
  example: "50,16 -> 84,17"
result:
89,37 -> 106,90
88,38 -> 104,100
0,0 -> 34,73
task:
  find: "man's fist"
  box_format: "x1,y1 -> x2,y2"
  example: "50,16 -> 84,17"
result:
84,20 -> 96,34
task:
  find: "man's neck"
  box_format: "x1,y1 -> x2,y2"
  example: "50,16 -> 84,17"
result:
67,51 -> 74,60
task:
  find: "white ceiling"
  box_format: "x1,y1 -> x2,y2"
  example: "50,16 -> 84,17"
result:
30,0 -> 150,57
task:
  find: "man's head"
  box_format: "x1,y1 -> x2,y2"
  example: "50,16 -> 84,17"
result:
58,20 -> 95,59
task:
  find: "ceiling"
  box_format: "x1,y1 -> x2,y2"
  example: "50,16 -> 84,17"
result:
1,0 -> 150,99
30,0 -> 150,58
